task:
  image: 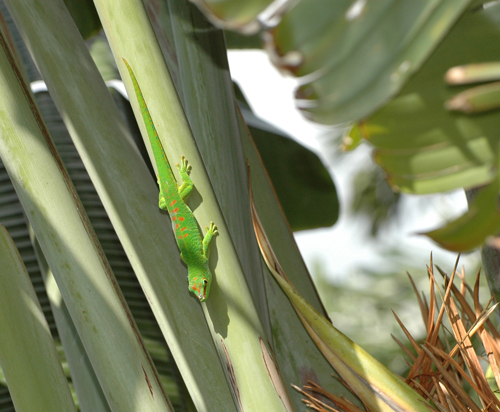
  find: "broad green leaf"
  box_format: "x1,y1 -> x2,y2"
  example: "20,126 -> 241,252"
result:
269,0 -> 472,125
424,177 -> 500,251
364,3 -> 500,194
387,165 -> 494,194
0,226 -> 77,412
374,137 -> 495,176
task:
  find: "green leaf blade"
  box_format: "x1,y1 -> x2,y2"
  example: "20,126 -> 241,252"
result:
0,226 -> 77,412
424,179 -> 500,251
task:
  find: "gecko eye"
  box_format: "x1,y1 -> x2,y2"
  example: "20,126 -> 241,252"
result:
198,279 -> 209,301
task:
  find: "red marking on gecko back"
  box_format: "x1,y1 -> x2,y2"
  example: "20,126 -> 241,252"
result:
175,223 -> 180,229
184,233 -> 189,238
169,200 -> 177,207
178,216 -> 185,222
171,207 -> 179,213
172,216 -> 176,221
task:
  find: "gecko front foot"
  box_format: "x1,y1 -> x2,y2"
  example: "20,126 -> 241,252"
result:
175,155 -> 192,176
206,222 -> 218,237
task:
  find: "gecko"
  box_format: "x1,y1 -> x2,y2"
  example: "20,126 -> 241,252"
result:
122,58 -> 217,302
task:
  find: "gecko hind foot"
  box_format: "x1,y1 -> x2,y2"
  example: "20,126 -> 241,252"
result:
203,222 -> 218,257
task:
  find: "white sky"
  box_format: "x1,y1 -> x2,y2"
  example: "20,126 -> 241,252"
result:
227,50 -> 481,280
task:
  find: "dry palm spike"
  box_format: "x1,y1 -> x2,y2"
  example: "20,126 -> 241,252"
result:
298,257 -> 500,412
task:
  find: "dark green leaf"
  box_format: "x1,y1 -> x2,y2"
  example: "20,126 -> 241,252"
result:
241,106 -> 339,231
224,30 -> 262,49
63,0 -> 101,40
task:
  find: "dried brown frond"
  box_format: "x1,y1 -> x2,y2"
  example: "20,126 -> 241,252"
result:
297,257 -> 500,412
293,384 -> 341,412
392,333 -> 417,361
293,381 -> 366,412
392,310 -> 421,355
405,258 -> 500,412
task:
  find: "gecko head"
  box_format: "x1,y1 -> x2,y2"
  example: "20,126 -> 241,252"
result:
188,271 -> 212,302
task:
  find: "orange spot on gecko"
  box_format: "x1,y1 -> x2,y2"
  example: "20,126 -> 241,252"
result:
169,200 -> 177,207
178,216 -> 185,222
175,223 -> 180,229
184,233 -> 189,238
172,207 -> 179,213
181,227 -> 187,231
172,216 -> 176,221
190,281 -> 200,293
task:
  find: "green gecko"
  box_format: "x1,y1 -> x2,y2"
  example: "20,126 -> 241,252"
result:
122,58 -> 217,302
